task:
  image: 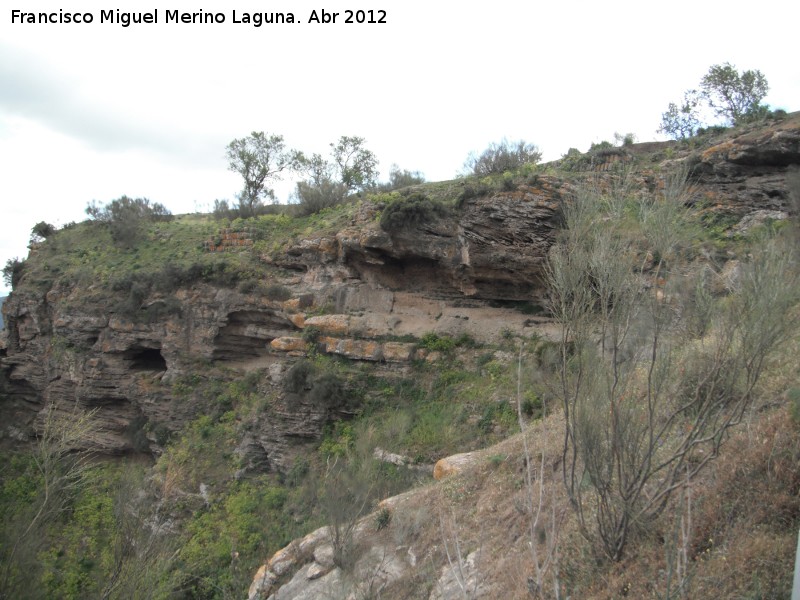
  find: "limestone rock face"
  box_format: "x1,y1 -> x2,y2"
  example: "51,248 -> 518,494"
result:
692,116 -> 800,217
328,182 -> 564,303
0,284 -> 303,454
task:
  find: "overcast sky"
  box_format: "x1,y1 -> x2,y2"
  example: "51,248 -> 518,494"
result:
1,0 -> 798,295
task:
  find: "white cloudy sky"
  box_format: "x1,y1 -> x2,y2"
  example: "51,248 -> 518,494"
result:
1,0 -> 798,295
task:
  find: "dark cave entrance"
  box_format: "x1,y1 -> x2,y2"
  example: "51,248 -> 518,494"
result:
127,347 -> 167,372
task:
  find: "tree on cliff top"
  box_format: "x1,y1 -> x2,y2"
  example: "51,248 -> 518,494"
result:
330,135 -> 379,193
700,62 -> 769,126
660,63 -> 770,138
226,131 -> 303,217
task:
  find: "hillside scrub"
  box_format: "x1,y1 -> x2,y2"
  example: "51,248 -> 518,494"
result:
379,193 -> 452,231
85,196 -> 172,248
546,168 -> 800,561
463,139 -> 542,176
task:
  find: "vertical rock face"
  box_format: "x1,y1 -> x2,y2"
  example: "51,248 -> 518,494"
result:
331,182 -> 564,302
0,285 -> 305,455
690,118 -> 800,216
0,187 -> 566,459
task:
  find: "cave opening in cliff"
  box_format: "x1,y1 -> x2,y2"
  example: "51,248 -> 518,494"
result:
127,347 -> 167,371
213,310 -> 286,361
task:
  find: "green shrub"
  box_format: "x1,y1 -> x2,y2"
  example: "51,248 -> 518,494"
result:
788,387 -> 800,426
559,147 -> 586,171
237,279 -> 258,294
463,139 -> 542,176
284,360 -> 314,394
374,507 -> 392,530
500,172 -> 516,191
588,140 -> 620,158
2,257 -> 25,288
85,196 -> 172,248
31,221 -> 56,242
521,391 -> 542,417
456,181 -> 492,207
293,180 -> 348,216
696,125 -> 729,136
378,165 -> 426,191
488,454 -> 507,467
264,283 -> 292,301
379,193 -> 451,231
308,372 -> 348,410
454,333 -> 477,348
283,360 -> 350,411
302,326 -> 322,343
477,402 -> 517,433
419,332 -> 456,353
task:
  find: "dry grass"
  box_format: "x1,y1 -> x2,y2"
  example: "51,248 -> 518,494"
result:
367,391 -> 799,599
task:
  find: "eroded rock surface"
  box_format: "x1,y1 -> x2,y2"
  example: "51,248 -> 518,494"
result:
1,115 -> 798,465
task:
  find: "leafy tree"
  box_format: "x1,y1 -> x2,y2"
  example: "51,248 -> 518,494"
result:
30,222 -> 56,243
659,91 -> 701,140
700,63 -> 769,126
292,152 -> 347,215
211,199 -> 237,220
226,131 -> 303,217
293,137 -> 379,214
613,132 -> 637,146
464,139 -> 541,176
330,135 -> 379,192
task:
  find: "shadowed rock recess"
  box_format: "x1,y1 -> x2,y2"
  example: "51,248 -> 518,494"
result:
0,114 -> 798,599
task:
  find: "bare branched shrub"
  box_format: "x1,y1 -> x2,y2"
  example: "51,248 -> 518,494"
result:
660,469 -> 693,600
434,509 -> 483,600
547,170 -> 800,561
319,459 -> 373,571
99,466 -> 178,600
516,344 -> 563,599
0,403 -> 99,597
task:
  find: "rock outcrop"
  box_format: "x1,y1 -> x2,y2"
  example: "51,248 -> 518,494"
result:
1,114 -> 798,465
0,114 -> 798,600
691,116 -> 800,216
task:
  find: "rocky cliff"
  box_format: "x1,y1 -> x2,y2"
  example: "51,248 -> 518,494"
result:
1,115 -> 798,461
0,114 -> 798,599
0,182 -> 565,464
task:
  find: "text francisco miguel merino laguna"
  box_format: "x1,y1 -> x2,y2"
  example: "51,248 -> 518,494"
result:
10,8 -> 388,26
